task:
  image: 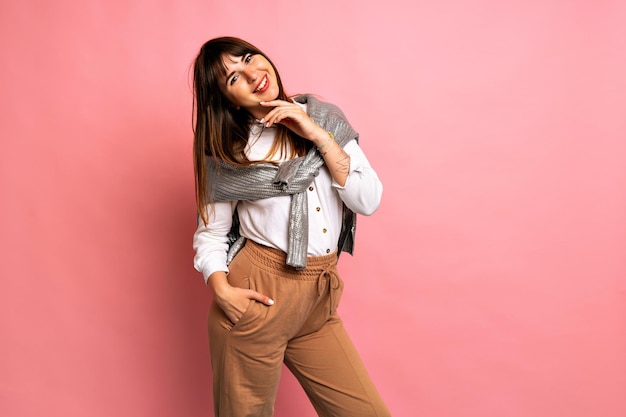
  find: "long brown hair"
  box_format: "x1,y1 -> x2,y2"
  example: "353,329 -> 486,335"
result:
192,37 -> 308,225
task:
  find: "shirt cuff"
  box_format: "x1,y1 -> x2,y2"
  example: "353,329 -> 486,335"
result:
195,259 -> 229,285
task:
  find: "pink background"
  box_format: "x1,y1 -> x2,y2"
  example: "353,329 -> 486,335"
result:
1,1 -> 625,416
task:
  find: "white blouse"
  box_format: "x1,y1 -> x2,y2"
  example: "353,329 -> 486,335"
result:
193,104 -> 383,283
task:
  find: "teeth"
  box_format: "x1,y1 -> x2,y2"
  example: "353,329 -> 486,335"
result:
255,76 -> 267,92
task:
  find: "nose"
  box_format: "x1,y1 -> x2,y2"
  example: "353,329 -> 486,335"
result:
242,68 -> 257,83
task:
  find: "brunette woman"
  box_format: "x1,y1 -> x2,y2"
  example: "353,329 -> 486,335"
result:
192,36 -> 390,417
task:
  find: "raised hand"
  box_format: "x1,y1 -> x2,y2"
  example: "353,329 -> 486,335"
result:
259,100 -> 328,147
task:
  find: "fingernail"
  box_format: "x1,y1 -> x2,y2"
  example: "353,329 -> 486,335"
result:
259,118 -> 264,123
268,299 -> 275,305
259,101 -> 265,104
265,122 -> 270,128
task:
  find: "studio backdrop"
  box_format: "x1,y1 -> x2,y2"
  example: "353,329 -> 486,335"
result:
1,1 -> 625,416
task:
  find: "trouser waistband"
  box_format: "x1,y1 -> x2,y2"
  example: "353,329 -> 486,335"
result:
242,239 -> 338,279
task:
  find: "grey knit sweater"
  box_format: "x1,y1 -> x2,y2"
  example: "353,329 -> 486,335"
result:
206,94 -> 358,268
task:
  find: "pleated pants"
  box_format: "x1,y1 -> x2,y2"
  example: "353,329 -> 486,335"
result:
208,239 -> 391,417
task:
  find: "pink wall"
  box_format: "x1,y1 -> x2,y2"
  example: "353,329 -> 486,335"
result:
1,1 -> 625,416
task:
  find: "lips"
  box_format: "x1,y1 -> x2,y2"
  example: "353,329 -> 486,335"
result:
254,75 -> 269,93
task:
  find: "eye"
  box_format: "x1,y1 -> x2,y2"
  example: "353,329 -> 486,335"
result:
244,54 -> 253,64
229,74 -> 239,86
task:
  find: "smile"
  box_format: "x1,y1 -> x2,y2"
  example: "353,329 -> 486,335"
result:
254,75 -> 269,93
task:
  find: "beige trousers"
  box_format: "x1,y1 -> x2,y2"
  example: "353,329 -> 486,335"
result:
208,240 -> 391,417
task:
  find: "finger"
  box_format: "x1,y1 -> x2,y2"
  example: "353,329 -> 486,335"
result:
265,107 -> 303,127
219,301 -> 244,324
264,110 -> 288,127
259,106 -> 281,124
246,289 -> 275,306
259,100 -> 289,107
259,105 -> 288,124
260,101 -> 299,118
217,293 -> 249,323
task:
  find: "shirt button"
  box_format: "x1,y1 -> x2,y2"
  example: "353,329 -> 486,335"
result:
326,249 -> 331,253
316,207 -> 321,212
309,186 -> 314,191
322,228 -> 327,233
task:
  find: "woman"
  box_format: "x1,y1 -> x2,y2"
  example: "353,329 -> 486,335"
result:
192,37 -> 390,417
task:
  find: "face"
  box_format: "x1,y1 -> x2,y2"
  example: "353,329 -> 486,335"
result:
219,53 -> 280,118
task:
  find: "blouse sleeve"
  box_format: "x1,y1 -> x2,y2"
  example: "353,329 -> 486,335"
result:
332,139 -> 383,216
192,200 -> 237,283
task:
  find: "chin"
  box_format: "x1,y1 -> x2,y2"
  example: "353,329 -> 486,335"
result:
268,88 -> 280,100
